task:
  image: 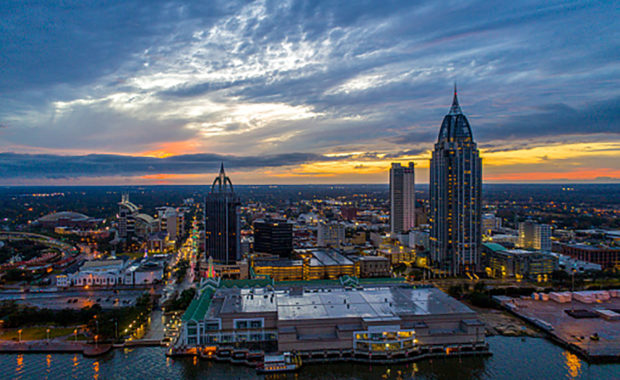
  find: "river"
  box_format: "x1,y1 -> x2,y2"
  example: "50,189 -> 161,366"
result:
1,336 -> 618,379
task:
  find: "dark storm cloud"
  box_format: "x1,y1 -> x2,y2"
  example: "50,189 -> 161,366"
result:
393,97 -> 620,146
0,152 -> 345,178
0,0 -> 618,164
477,97 -> 620,141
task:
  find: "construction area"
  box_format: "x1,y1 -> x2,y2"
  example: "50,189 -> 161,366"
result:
496,289 -> 620,361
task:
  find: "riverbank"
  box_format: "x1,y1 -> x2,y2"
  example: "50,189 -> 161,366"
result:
0,337 -> 618,379
0,339 -> 111,356
470,305 -> 543,337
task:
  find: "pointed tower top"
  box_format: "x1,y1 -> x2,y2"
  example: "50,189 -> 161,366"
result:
211,163 -> 234,193
449,82 -> 462,115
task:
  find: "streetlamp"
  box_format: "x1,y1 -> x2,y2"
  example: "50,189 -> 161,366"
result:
46,328 -> 50,343
74,329 -> 78,343
18,329 -> 22,342
95,334 -> 98,348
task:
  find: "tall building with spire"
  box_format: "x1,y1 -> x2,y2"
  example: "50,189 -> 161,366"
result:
390,162 -> 416,235
429,86 -> 482,275
204,163 -> 241,264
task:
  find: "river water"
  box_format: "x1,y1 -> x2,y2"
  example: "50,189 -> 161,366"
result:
0,336 -> 618,379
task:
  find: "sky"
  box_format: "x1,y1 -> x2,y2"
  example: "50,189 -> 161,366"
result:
0,0 -> 618,185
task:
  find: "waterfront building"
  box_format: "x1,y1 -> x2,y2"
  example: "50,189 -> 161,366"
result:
317,221 -> 345,248
389,162 -> 415,235
253,219 -> 293,258
429,87 -> 482,275
205,164 -> 241,265
177,280 -> 486,360
518,221 -> 551,252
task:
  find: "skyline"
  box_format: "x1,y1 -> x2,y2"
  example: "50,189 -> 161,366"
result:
1,1 -> 619,185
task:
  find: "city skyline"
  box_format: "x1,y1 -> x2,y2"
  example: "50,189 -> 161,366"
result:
1,1 -> 619,185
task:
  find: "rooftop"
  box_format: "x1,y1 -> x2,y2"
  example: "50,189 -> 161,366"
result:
205,284 -> 473,322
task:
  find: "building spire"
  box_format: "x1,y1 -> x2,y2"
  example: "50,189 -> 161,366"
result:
449,82 -> 462,115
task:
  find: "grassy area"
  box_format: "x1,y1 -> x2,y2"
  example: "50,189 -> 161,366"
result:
0,326 -> 78,341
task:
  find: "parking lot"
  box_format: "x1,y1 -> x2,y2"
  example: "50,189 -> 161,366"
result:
511,296 -> 620,357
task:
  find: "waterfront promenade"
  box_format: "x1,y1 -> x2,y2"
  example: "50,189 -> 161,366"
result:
0,339 -> 111,356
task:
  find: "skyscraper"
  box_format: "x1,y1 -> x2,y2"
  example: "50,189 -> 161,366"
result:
518,220 -> 551,252
390,162 -> 416,235
253,219 -> 293,257
430,86 -> 482,275
204,163 -> 241,264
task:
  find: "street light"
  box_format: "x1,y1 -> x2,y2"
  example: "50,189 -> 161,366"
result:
18,329 -> 22,342
46,328 -> 50,342
74,329 -> 78,343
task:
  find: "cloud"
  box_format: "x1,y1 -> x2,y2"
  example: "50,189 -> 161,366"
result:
0,152 -> 345,179
0,0 -> 618,183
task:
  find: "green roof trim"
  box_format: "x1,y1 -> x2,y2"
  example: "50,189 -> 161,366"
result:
358,277 -> 406,284
483,242 -> 507,252
182,288 -> 215,322
220,278 -> 273,288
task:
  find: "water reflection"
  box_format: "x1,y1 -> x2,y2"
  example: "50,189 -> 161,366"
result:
16,354 -> 23,375
0,338 -> 616,379
563,351 -> 581,379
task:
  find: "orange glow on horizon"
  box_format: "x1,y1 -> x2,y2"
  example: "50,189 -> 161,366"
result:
139,139 -> 204,158
485,168 -> 620,182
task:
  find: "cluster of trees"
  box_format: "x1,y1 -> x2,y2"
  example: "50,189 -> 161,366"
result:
163,288 -> 196,312
0,240 -> 53,264
173,259 -> 190,282
0,293 -> 153,342
0,302 -> 102,328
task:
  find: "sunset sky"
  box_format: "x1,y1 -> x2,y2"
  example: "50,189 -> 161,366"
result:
1,0 -> 618,185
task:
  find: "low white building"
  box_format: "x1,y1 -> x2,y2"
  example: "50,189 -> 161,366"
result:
69,259 -> 126,287
56,257 -> 164,288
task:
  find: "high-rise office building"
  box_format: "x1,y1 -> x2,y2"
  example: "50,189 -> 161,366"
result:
390,162 -> 416,235
430,86 -> 482,275
253,219 -> 293,257
204,164 -> 241,264
518,221 -> 551,252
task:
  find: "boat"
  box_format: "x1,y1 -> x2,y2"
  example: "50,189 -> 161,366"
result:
256,352 -> 301,373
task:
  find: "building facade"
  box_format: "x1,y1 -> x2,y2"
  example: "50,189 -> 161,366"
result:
429,87 -> 482,275
205,164 -> 241,265
253,219 -> 293,258
177,281 -> 487,360
518,221 -> 551,252
389,162 -> 416,235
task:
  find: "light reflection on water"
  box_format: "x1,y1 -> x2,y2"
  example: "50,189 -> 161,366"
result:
0,337 -> 618,380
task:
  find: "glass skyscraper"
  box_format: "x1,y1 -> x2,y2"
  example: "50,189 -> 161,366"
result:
390,162 -> 416,235
429,87 -> 482,275
205,163 -> 241,264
